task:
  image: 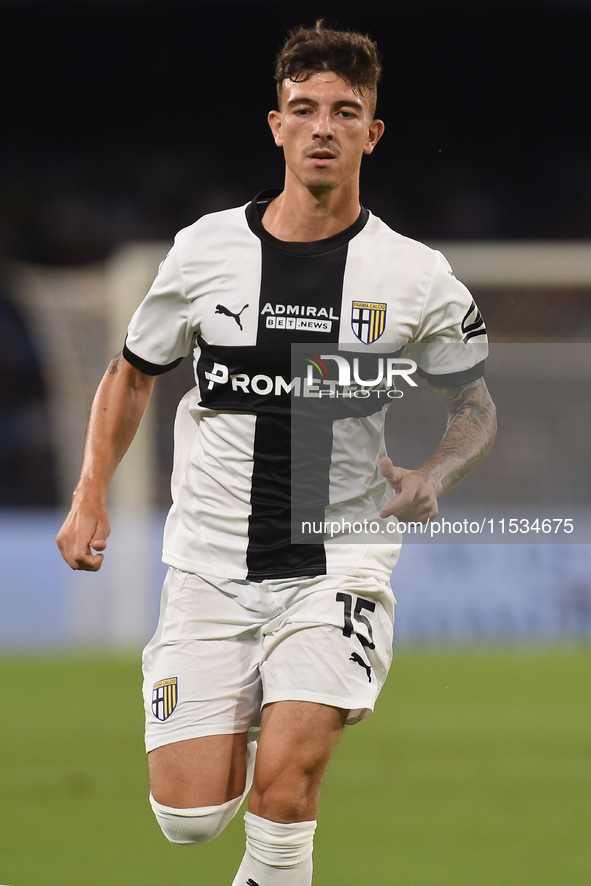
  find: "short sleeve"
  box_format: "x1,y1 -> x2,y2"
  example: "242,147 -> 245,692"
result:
124,241 -> 196,375
407,251 -> 488,386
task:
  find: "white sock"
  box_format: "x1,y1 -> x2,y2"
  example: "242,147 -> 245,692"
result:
150,793 -> 244,845
231,811 -> 317,886
151,739 -> 257,845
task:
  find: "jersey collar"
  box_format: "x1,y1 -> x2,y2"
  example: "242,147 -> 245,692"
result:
245,189 -> 369,255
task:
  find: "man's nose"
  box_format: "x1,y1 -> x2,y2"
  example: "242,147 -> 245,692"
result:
313,111 -> 334,139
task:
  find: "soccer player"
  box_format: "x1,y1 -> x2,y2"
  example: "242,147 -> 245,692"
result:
57,21 -> 496,886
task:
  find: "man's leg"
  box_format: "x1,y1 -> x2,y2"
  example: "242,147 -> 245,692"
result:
249,701 -> 344,822
150,733 -> 249,808
149,732 -> 256,845
143,569 -> 264,846
231,700 -> 346,886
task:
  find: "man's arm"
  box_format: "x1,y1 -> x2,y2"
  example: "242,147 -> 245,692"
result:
379,376 -> 497,523
56,352 -> 156,571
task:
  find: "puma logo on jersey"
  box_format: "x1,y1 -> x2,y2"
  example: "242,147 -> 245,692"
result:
216,303 -> 249,330
349,652 -> 372,682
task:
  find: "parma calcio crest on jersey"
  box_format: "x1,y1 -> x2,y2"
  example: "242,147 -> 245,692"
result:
351,301 -> 387,344
152,677 -> 178,721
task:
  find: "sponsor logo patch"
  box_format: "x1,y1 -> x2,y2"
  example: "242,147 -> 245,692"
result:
265,316 -> 332,332
152,677 -> 178,721
260,302 -> 338,333
351,301 -> 387,344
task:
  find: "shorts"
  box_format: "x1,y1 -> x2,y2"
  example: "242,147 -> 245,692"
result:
142,567 -> 396,753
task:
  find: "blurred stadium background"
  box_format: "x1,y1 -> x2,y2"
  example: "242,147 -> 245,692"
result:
1,1 -> 590,884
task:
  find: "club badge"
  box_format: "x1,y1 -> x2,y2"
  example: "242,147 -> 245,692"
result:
351,301 -> 387,344
152,677 -> 178,721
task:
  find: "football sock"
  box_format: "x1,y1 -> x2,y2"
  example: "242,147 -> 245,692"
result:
150,739 -> 257,845
150,793 -> 244,845
231,811 -> 317,885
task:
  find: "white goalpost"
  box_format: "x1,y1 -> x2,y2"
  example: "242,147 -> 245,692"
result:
12,244 -> 169,647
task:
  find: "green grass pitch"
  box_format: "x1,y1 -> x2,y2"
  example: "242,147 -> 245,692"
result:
0,648 -> 590,885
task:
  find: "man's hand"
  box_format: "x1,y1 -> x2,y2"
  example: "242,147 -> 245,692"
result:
379,457 -> 441,523
379,377 -> 496,525
56,497 -> 110,571
55,352 -> 156,572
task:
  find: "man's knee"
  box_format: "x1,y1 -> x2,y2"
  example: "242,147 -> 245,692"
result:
250,702 -> 346,822
250,775 -> 315,823
150,793 -> 244,845
150,736 -> 257,844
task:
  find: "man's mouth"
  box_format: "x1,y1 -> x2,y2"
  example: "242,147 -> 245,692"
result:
306,149 -> 338,166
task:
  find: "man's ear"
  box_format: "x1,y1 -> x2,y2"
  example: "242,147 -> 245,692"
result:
363,118 -> 385,155
267,109 -> 283,147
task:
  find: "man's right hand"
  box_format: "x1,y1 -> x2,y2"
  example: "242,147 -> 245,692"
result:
55,352 -> 156,572
56,499 -> 111,571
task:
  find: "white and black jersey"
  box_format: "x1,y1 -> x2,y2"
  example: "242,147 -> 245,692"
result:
124,190 -> 487,582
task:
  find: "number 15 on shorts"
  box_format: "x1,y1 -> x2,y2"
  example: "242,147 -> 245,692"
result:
336,593 -> 376,649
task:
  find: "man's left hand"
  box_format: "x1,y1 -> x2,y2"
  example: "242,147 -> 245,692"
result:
379,456 -> 440,523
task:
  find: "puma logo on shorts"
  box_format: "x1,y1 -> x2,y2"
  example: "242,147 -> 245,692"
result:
349,652 -> 372,682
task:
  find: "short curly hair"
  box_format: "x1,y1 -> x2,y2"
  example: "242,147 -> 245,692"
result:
275,20 -> 382,117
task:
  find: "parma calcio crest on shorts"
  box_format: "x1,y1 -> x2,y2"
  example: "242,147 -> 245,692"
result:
152,677 -> 178,721
351,301 -> 387,344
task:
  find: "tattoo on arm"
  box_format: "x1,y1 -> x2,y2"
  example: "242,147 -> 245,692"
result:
108,352 -> 124,375
423,377 -> 497,494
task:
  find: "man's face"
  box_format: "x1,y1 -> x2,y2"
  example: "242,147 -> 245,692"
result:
268,72 -> 384,194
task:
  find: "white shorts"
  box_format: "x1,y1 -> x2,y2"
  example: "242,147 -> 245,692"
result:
142,567 -> 396,753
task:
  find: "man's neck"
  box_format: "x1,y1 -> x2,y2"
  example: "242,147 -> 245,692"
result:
261,177 -> 361,242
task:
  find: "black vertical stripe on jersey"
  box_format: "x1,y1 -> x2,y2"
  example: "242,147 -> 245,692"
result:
246,413 -> 332,581
245,238 -> 348,580
255,241 -> 348,346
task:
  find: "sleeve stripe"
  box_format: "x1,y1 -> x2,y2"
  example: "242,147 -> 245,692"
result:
464,327 -> 488,343
461,300 -> 486,343
123,342 -> 183,376
416,359 -> 486,387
